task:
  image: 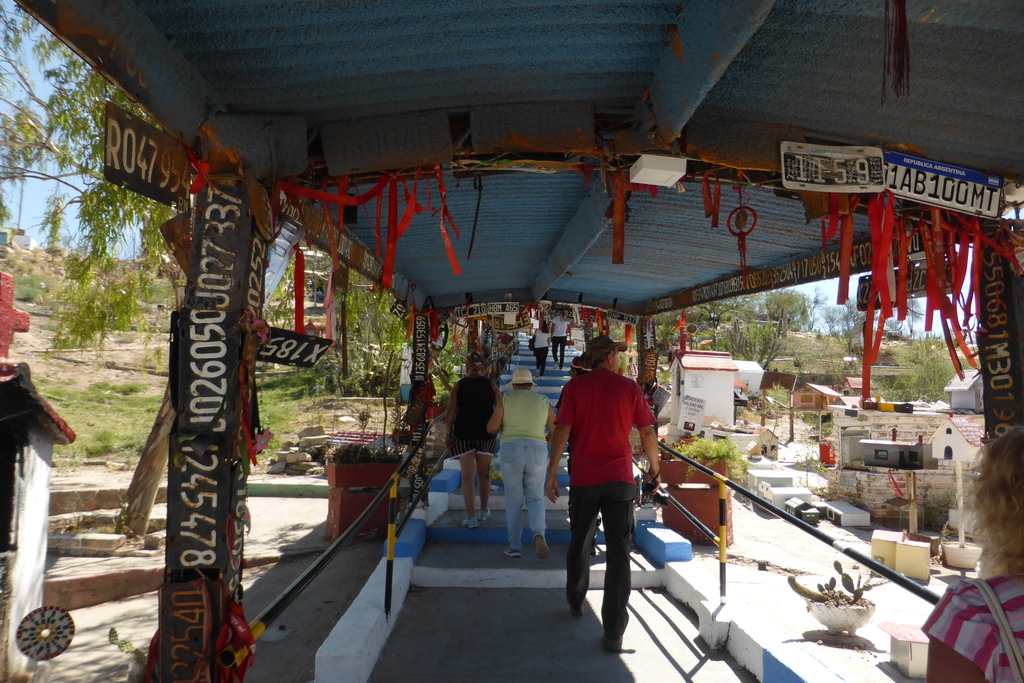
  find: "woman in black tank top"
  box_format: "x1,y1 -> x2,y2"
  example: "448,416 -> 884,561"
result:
444,352 -> 500,528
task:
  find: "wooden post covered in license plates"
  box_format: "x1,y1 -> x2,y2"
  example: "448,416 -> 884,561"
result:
403,310 -> 432,497
160,177 -> 268,681
977,240 -> 1024,439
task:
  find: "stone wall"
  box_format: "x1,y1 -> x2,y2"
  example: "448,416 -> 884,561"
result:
832,409 -> 949,466
825,466 -> 956,529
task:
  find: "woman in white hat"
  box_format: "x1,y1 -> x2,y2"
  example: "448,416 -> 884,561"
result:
487,367 -> 555,559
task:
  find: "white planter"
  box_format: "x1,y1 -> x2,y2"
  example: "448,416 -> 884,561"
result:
943,542 -> 983,570
807,601 -> 876,636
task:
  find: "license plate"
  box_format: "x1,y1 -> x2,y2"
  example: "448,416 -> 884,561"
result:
884,150 -> 1003,218
781,142 -> 885,192
258,327 -> 334,368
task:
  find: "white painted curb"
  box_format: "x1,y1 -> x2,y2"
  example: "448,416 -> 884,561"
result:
314,557 -> 412,683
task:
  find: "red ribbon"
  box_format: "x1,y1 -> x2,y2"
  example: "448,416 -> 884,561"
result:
611,169 -> 626,264
186,147 -> 209,195
896,218 -> 910,321
836,195 -> 860,304
434,166 -> 463,276
294,247 -> 305,334
867,191 -> 896,320
215,599 -> 256,682
278,176 -> 389,207
701,172 -> 721,228
827,193 -> 840,241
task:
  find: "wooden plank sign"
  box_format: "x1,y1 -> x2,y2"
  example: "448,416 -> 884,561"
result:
166,435 -> 232,571
104,102 -> 190,210
159,580 -> 224,681
258,327 -> 334,367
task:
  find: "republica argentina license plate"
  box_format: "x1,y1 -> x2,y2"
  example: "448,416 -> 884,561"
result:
883,150 -> 1003,218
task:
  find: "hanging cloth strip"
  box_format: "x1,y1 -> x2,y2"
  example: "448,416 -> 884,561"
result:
896,218 -> 911,321
624,324 -> 634,346
293,247 -> 305,334
611,169 -> 626,264
860,191 -> 897,399
433,165 -> 463,276
836,195 -> 860,304
278,176 -> 390,207
215,599 -> 257,683
186,147 -> 210,195
701,172 -> 721,228
888,471 -> 905,498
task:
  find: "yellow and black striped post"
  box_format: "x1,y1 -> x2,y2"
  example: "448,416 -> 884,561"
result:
718,479 -> 728,603
384,472 -> 400,616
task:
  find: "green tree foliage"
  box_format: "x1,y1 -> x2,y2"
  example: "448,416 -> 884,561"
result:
820,300 -> 866,355
0,7 -> 172,348
686,288 -> 816,368
876,339 -> 957,403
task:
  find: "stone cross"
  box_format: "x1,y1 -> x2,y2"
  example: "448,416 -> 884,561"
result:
0,271 -> 30,359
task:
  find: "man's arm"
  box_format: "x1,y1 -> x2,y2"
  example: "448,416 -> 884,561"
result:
546,423 -> 572,501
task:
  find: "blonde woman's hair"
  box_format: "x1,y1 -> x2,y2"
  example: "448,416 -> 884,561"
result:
973,427 -> 1024,577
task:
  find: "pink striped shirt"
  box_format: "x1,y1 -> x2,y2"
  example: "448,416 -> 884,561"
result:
923,576 -> 1024,682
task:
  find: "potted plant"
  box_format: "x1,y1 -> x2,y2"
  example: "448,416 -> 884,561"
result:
660,438 -> 746,546
325,441 -> 403,489
788,561 -> 882,636
940,521 -> 983,570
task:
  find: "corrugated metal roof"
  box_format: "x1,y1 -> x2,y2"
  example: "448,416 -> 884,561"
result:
18,0 -> 1024,312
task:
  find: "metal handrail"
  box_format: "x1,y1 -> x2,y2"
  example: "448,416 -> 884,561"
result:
220,411 -> 447,668
657,441 -> 941,606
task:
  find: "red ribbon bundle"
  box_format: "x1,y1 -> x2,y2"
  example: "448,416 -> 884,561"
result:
215,599 -> 256,682
278,167 -> 461,292
611,169 -> 626,264
293,247 -> 305,334
836,195 -> 860,305
702,172 -> 721,228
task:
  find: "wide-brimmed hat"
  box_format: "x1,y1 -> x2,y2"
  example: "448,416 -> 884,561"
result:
582,335 -> 628,369
511,367 -> 535,386
467,351 -> 487,367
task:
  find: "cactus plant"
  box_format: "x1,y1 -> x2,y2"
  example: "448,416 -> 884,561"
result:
788,561 -> 882,607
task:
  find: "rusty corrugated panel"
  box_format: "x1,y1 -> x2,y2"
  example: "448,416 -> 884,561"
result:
471,104 -> 593,155
322,111 -> 454,175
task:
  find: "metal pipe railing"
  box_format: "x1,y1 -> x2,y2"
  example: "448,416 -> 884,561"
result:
220,411 -> 447,668
657,441 -> 940,606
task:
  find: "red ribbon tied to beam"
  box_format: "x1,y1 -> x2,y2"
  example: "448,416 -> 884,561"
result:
702,172 -> 721,228
611,169 -> 626,264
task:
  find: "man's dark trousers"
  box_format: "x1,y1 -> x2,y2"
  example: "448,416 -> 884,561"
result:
566,480 -> 636,640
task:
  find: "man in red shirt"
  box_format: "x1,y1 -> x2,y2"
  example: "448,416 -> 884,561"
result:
545,335 -> 661,653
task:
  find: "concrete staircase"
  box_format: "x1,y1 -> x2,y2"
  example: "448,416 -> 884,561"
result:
413,330 -> 691,568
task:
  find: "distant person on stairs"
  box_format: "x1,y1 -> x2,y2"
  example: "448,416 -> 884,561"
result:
531,320 -> 550,377
445,352 -> 501,529
545,335 -> 661,653
550,314 -> 570,370
487,367 -> 555,559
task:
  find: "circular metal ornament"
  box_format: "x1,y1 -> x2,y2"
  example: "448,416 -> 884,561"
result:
16,606 -> 75,660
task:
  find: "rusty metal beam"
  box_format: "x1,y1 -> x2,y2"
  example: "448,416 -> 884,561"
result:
648,0 -> 777,145
530,185 -> 606,301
